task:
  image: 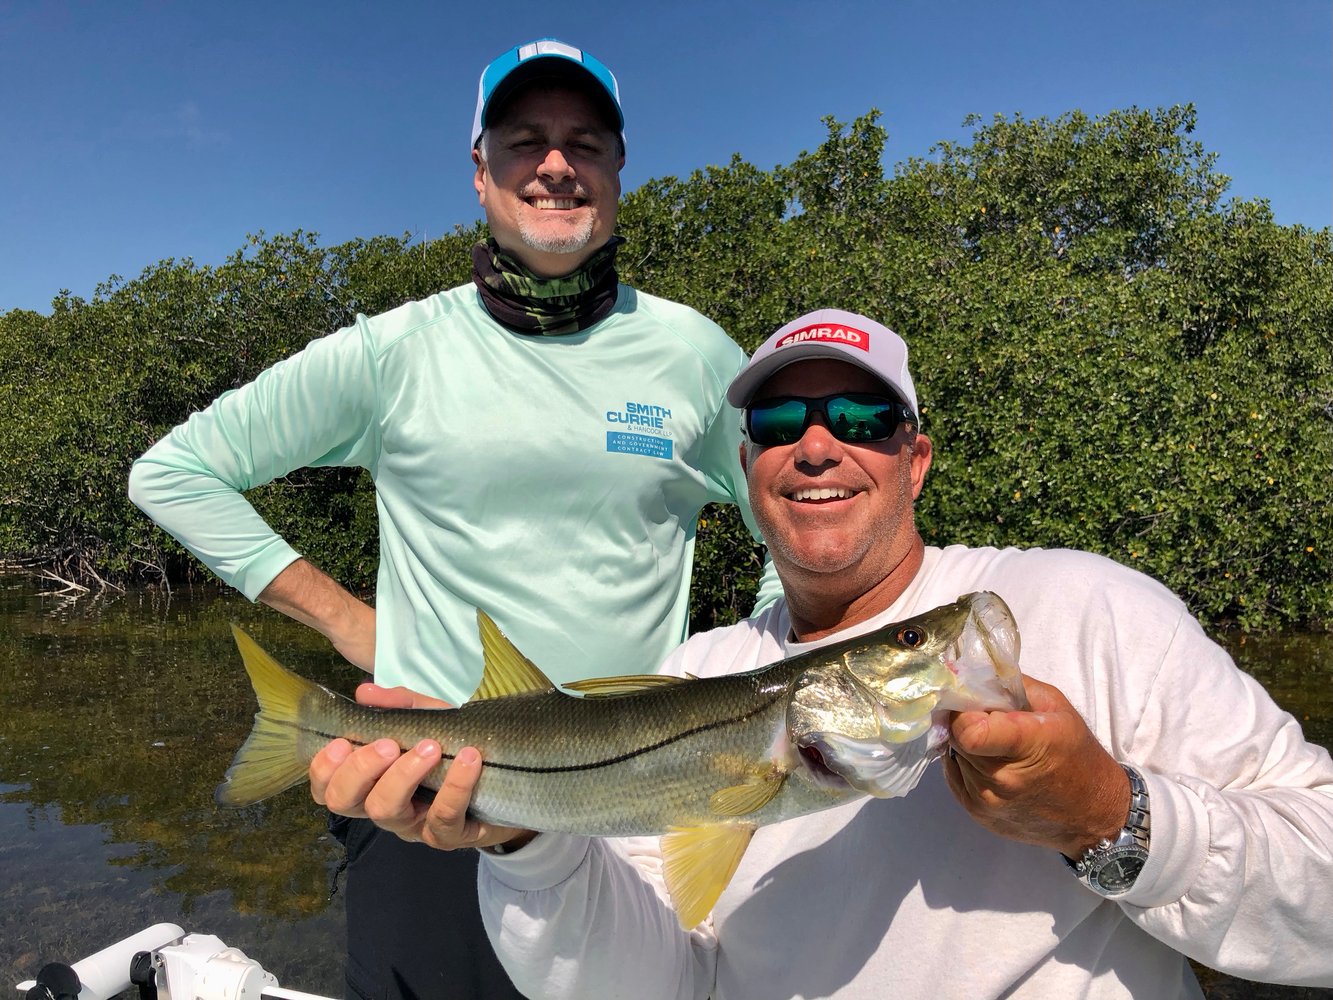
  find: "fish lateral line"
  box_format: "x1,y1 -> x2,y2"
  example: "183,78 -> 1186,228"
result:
288,681 -> 792,776
453,686 -> 793,774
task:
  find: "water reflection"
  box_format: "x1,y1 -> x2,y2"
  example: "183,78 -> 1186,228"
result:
0,576 -> 355,996
1,573 -> 1330,998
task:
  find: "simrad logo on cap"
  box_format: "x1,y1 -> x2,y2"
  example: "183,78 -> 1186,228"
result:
775,324 -> 871,351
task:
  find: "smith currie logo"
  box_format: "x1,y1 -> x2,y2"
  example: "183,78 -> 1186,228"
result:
605,400 -> 674,460
776,324 -> 871,352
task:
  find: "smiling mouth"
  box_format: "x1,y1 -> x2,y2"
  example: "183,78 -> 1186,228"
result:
526,196 -> 585,210
787,486 -> 858,502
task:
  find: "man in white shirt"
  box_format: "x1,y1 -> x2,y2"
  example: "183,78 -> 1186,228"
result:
315,309 -> 1333,998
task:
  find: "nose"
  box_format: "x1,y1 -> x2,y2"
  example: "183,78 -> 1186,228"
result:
537,148 -> 575,183
791,415 -> 843,468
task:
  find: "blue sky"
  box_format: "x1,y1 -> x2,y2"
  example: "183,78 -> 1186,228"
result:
3,0 -> 1329,314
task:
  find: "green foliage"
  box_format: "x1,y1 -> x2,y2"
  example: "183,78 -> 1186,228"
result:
0,227 -> 479,588
617,154 -> 794,345
688,502 -> 768,633
874,107 -> 1331,631
2,105 -> 1329,631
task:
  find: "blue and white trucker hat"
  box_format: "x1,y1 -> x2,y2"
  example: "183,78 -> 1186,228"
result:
471,38 -> 624,149
726,309 -> 919,418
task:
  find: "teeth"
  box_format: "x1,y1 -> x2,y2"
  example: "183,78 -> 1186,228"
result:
530,197 -> 581,210
790,487 -> 853,501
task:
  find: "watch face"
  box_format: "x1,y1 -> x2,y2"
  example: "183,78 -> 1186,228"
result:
1092,852 -> 1146,894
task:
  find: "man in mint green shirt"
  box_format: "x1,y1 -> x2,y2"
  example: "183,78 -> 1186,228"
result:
130,37 -> 775,1000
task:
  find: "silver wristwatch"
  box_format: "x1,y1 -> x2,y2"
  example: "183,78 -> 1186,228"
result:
1066,764 -> 1150,898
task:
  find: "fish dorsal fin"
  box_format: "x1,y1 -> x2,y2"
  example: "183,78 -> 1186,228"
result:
472,611 -> 557,700
661,823 -> 756,930
709,768 -> 787,816
562,674 -> 691,697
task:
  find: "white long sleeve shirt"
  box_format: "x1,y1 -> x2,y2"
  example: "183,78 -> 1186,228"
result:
479,545 -> 1333,999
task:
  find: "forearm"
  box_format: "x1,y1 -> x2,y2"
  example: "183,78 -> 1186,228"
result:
130,430 -> 376,671
129,446 -> 302,600
259,559 -> 376,672
479,835 -> 715,1000
1106,614 -> 1333,985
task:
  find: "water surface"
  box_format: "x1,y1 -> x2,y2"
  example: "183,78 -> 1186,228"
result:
1,577 -> 354,997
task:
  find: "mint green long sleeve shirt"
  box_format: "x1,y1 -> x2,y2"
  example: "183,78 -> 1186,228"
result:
129,284 -> 778,702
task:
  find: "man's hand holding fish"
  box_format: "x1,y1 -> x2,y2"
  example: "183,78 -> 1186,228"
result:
310,683 -> 530,853
944,674 -> 1134,859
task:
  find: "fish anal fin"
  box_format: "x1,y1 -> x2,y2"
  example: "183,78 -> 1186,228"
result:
661,823 -> 756,930
473,611 -> 557,700
562,674 -> 691,697
709,768 -> 787,816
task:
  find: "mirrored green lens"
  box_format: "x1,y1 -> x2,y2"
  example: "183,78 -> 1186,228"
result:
748,398 -> 809,444
824,395 -> 897,441
747,394 -> 906,446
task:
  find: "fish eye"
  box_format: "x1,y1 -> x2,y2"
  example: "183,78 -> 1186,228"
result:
897,627 -> 925,648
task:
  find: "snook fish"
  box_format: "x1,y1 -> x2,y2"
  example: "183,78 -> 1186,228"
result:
217,591 -> 1028,928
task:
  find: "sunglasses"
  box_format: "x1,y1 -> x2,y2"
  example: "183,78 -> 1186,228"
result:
744,393 -> 917,446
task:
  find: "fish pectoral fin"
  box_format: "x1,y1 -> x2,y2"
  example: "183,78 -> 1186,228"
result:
471,611 -> 558,700
661,823 -> 756,930
708,769 -> 787,816
562,674 -> 692,697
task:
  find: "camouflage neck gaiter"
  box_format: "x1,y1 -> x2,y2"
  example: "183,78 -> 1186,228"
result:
471,236 -> 624,336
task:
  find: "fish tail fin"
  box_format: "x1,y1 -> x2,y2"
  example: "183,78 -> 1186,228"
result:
215,624 -> 327,807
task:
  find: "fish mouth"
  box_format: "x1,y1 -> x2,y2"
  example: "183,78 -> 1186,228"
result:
942,592 -> 1026,711
795,737 -> 854,789
969,592 -> 1022,678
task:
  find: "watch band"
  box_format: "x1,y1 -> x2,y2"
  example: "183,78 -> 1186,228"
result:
1121,764 -> 1151,850
1064,764 -> 1151,897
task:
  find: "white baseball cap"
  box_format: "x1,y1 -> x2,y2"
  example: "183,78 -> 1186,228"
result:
727,309 -> 918,418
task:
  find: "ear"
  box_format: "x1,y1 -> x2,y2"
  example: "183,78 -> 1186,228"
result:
473,148 -> 487,204
908,433 -> 933,499
738,442 -> 749,476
